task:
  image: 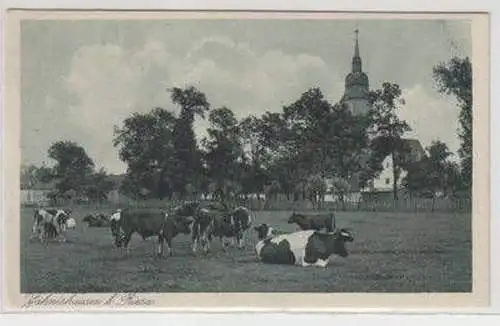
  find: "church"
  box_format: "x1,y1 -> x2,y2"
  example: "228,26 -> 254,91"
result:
328,30 -> 426,201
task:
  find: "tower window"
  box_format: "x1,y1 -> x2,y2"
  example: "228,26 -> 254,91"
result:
385,178 -> 390,185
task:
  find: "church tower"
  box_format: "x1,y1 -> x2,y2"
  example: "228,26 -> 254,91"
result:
342,29 -> 370,116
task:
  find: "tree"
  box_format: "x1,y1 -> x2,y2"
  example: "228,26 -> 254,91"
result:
330,177 -> 351,211
168,86 -> 211,199
21,164 -> 41,188
113,107 -> 177,199
433,57 -> 472,191
403,140 -> 458,210
322,102 -> 370,184
282,88 -> 332,177
203,107 -> 243,203
306,174 -> 328,210
48,140 -> 95,198
84,168 -> 115,202
238,115 -> 270,198
368,82 -> 412,200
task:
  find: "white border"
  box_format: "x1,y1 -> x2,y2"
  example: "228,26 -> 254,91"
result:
1,0 -> 499,324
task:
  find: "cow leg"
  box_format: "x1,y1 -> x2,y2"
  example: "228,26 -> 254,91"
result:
58,230 -> 67,243
220,237 -> 227,250
122,234 -> 132,257
202,234 -> 210,254
156,236 -> 164,257
166,238 -> 173,257
237,232 -> 245,249
192,238 -> 198,254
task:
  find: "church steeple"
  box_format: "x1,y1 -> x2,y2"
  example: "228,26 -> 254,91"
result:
352,29 -> 362,73
342,28 -> 370,116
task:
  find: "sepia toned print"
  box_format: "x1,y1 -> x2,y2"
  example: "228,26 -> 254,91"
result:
2,10 -> 489,311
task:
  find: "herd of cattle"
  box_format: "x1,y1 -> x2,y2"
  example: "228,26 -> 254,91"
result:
30,202 -> 355,268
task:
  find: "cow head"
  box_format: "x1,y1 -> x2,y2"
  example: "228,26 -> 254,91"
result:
253,223 -> 275,240
331,228 -> 355,258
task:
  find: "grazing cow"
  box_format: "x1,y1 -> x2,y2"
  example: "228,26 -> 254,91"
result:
287,212 -> 336,232
216,206 -> 253,248
190,207 -> 215,254
32,208 -> 71,242
255,228 -> 354,267
190,205 -> 253,253
109,208 -> 194,257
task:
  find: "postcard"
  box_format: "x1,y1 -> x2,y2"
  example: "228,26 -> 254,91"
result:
1,9 -> 490,312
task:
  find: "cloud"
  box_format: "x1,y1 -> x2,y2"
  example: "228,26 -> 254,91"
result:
59,35 -> 343,174
401,84 -> 461,159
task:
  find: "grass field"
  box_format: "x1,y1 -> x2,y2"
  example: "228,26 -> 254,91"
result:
20,207 -> 472,293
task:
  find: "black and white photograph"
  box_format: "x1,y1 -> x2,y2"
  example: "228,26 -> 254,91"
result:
1,10 -> 490,310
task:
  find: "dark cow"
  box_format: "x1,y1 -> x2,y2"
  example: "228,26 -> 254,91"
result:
109,208 -> 193,257
287,211 -> 336,232
255,228 -> 354,267
190,205 -> 253,254
173,201 -> 202,218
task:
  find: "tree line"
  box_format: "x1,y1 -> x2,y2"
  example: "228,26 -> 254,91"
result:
21,56 -> 472,207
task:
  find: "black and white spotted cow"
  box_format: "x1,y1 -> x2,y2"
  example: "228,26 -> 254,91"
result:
254,227 -> 354,268
212,206 -> 253,249
190,204 -> 253,254
31,208 -> 72,242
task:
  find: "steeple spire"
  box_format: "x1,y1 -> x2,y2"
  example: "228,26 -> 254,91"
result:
352,29 -> 362,73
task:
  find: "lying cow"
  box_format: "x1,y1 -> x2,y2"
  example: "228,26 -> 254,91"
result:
109,208 -> 193,257
191,205 -> 253,254
255,227 -> 354,267
287,211 -> 335,232
83,213 -> 110,227
32,208 -> 72,243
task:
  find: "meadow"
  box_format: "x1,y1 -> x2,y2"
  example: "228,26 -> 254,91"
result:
20,206 -> 472,293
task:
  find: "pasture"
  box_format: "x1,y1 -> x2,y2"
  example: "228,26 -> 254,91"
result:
20,206 -> 472,293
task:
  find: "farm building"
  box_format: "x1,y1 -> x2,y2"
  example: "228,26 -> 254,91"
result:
20,178 -> 56,206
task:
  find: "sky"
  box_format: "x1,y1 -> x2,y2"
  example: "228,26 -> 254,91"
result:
20,18 -> 472,175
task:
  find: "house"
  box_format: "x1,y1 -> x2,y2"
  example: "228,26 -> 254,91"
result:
20,178 -> 56,206
363,138 -> 427,193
